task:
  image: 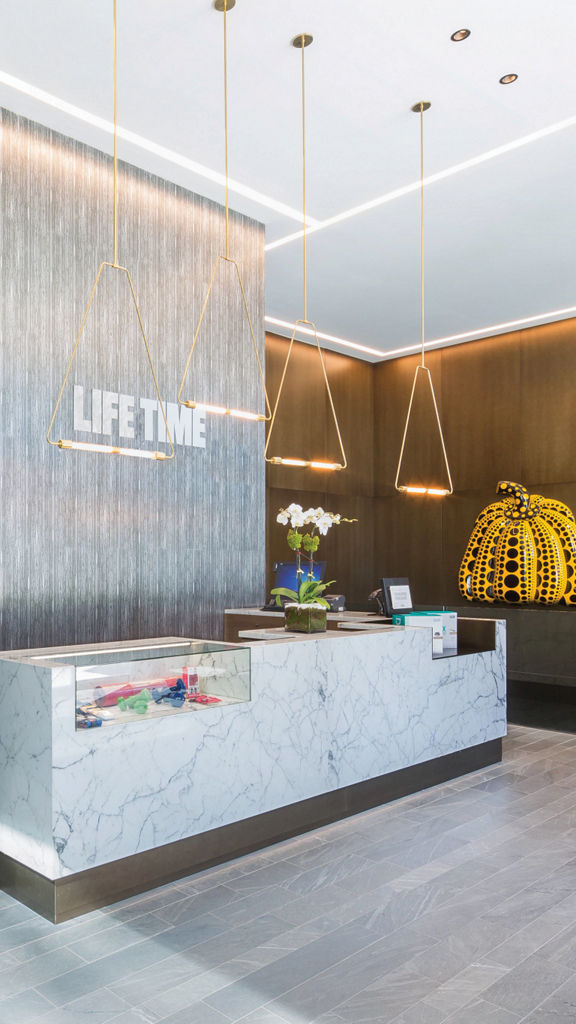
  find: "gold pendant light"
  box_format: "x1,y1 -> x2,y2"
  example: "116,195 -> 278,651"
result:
264,34 -> 347,473
177,0 -> 271,424
47,0 -> 175,461
395,102 -> 453,497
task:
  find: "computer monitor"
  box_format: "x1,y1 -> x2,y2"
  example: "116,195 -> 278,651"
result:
272,560 -> 327,594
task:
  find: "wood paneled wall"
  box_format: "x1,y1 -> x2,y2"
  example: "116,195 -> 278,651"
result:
266,334 -> 376,607
266,316 -> 576,611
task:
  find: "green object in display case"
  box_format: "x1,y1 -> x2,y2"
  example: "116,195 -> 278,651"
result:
284,604 -> 328,633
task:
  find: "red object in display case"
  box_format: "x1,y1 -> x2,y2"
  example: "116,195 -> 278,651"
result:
95,677 -> 182,707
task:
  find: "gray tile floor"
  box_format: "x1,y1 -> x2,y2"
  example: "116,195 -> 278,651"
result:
3,724 -> 576,1023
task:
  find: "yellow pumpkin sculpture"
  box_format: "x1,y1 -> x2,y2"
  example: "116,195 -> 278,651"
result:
459,481 -> 576,605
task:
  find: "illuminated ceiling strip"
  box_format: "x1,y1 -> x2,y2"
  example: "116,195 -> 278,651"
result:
265,113 -> 576,250
264,316 -> 388,358
0,69 -> 318,227
266,306 -> 576,361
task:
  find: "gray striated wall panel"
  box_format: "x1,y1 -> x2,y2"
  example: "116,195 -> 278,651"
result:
0,108 -> 266,648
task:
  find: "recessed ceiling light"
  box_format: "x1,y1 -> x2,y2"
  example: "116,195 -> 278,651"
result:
451,29 -> 470,42
500,74 -> 518,85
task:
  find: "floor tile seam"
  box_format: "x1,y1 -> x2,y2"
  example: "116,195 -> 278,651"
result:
483,831 -> 576,880
479,916 -> 576,976
100,889 -> 198,918
474,876 -> 572,930
28,983 -> 60,1010
0,946 -> 93,1001
62,921 -> 180,965
501,969 -> 576,1023
37,920 -> 233,999
253,925 -> 434,1024
13,911 -> 140,954
308,955 -> 442,1024
209,882 -> 329,928
109,914 -> 320,998
415,958 -> 511,1010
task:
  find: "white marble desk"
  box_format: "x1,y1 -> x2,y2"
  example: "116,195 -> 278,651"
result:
0,622 -> 506,921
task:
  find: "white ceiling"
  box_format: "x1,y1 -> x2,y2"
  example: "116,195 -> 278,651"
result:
2,0 -> 576,361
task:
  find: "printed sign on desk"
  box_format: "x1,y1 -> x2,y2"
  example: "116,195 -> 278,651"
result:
381,577 -> 413,617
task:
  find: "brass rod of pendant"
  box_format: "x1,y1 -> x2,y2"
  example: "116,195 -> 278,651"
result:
301,35 -> 307,322
419,102 -> 425,367
223,0 -> 230,258
113,0 -> 118,267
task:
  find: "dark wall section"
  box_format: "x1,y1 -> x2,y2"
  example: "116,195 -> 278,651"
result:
265,334 -> 376,608
266,316 -> 576,620
374,318 -> 576,608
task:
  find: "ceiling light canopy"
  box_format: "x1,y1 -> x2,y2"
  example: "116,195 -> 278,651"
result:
450,29 -> 471,42
500,73 -> 519,85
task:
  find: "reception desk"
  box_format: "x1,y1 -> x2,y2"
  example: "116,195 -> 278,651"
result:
0,619 -> 506,921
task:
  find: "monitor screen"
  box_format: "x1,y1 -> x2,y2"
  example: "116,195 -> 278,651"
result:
273,561 -> 327,594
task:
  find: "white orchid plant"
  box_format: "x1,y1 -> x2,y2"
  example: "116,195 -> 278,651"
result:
271,503 -> 357,608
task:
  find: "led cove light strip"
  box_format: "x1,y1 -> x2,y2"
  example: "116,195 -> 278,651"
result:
266,306 -> 576,361
265,316 -> 388,358
265,113 -> 576,250
0,69 -> 317,227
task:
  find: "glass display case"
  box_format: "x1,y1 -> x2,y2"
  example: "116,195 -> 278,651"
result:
40,639 -> 251,730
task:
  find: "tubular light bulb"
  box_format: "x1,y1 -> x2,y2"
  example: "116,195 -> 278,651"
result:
400,485 -> 449,496
228,409 -> 266,421
183,401 -> 265,421
58,440 -> 167,460
269,456 -> 342,470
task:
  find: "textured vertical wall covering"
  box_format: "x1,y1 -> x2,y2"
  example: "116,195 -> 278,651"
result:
0,108 -> 266,647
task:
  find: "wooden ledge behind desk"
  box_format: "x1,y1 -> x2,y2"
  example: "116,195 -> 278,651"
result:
224,609 -> 386,643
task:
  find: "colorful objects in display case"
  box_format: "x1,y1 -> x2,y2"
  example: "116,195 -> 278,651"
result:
72,641 -> 250,729
459,480 -> 576,604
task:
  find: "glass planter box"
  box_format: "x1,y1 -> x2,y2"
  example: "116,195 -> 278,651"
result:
284,605 -> 327,633
45,640 -> 251,730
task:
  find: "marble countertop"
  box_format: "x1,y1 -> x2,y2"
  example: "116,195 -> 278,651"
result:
239,625 -> 404,643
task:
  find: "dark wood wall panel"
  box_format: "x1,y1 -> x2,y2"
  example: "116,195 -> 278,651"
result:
265,334 -> 375,607
266,316 -> 576,615
374,317 -> 576,607
519,319 -> 576,484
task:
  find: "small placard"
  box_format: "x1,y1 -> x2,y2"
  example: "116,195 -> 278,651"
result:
381,577 -> 413,617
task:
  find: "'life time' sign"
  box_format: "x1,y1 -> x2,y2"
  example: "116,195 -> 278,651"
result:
73,385 -> 206,449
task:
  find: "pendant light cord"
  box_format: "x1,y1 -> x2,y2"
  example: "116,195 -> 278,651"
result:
301,35 -> 308,322
419,102 -> 425,367
113,0 -> 118,267
223,0 -> 230,258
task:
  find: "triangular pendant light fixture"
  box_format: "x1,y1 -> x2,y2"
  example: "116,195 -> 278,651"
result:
395,102 -> 453,496
264,34 -> 347,472
47,0 -> 174,461
177,0 -> 272,424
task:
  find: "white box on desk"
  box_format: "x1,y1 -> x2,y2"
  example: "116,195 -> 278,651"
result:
393,613 -> 444,654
